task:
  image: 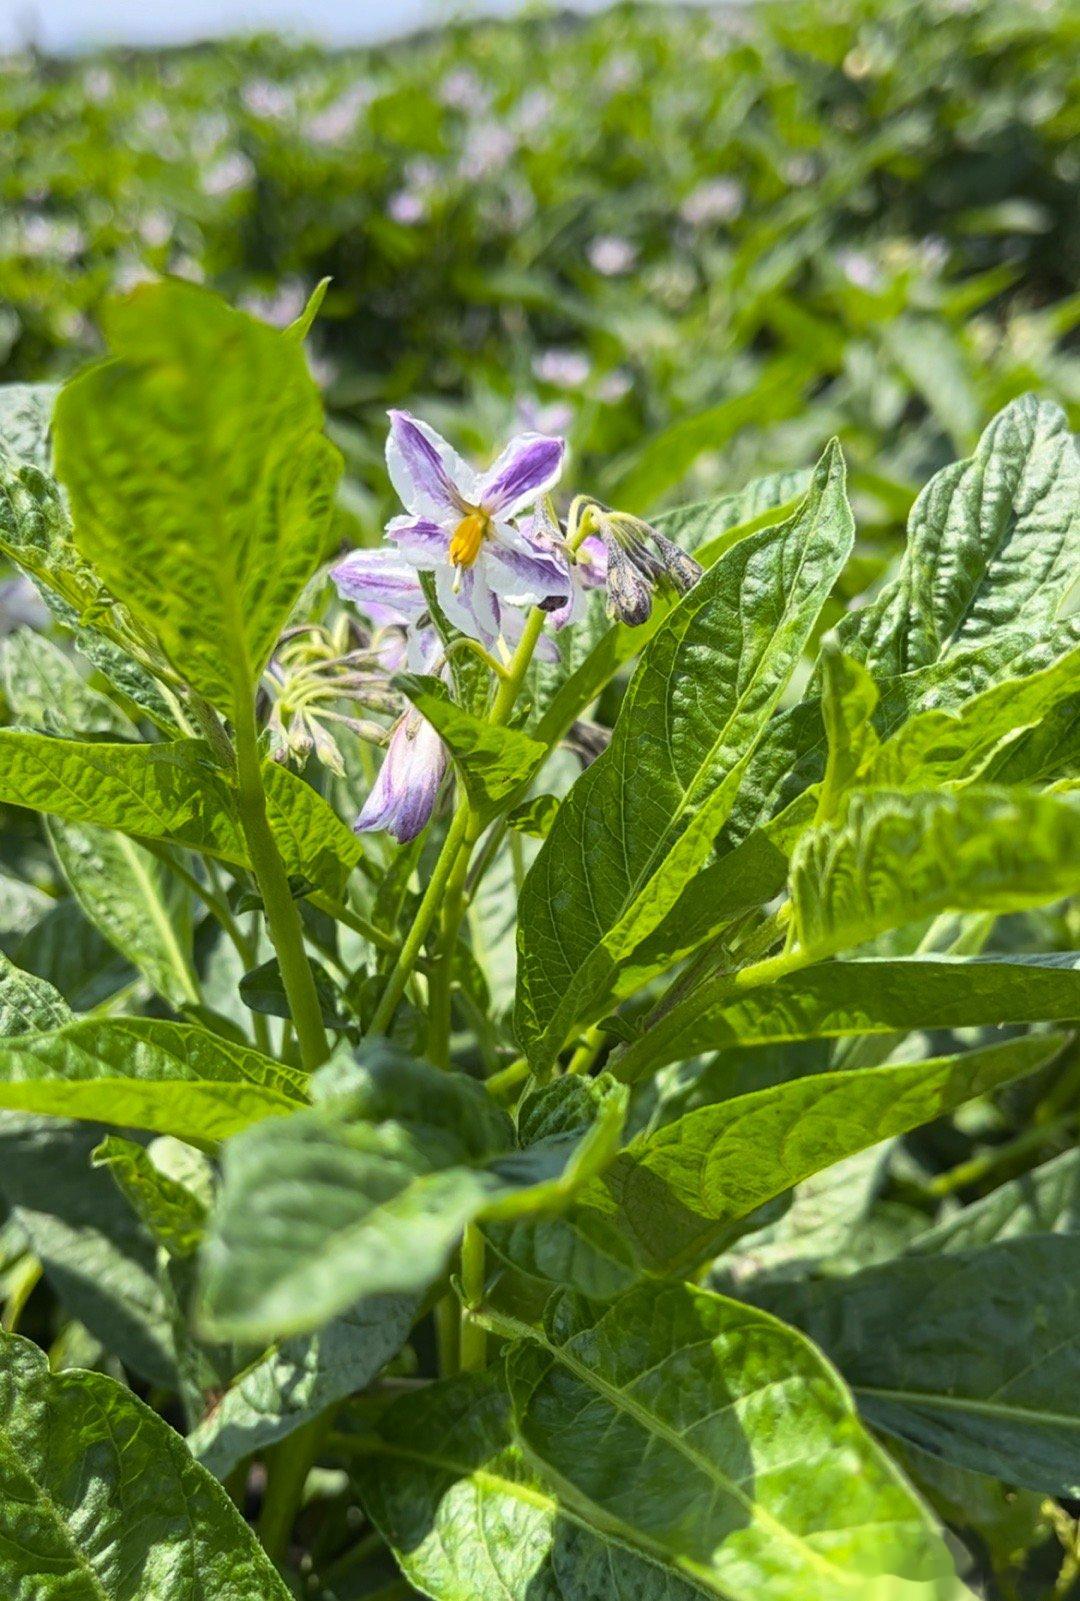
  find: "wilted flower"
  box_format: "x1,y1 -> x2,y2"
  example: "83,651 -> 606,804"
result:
588,507 -> 702,626
384,410 -> 573,644
355,705 -> 448,843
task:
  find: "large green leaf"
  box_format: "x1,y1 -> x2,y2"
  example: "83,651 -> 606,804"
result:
198,1052 -> 624,1342
92,1135 -> 209,1258
614,953 -> 1080,1083
189,1294 -> 417,1479
47,819 -> 198,1008
52,280 -> 342,720
351,1368 -> 707,1601
596,1034 -> 1060,1274
0,1329 -> 291,1599
906,1148 -> 1080,1254
791,787 -> 1080,960
0,1016 -> 307,1143
13,896 -> 134,1011
752,1236 -> 1080,1498
2,626 -> 131,737
516,442 -> 854,1072
842,395 -> 1080,676
0,729 -> 361,897
506,1281 -> 967,1600
395,672 -> 546,823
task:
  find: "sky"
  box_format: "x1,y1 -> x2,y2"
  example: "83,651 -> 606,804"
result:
0,0 -> 624,52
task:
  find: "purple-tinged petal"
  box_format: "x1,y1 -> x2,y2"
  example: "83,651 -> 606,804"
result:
405,621 -> 443,673
331,548 -> 428,625
434,563 -> 499,644
576,533 -> 608,587
484,522 -> 574,608
478,432 -> 566,519
355,708 -> 447,843
387,515 -> 452,571
386,410 -> 479,520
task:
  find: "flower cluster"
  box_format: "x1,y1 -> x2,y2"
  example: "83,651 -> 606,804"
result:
331,411 -> 699,843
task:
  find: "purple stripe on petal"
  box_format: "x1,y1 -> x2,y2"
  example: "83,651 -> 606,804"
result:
485,527 -> 573,608
386,410 -> 477,519
479,432 -> 566,519
355,709 -> 447,843
331,548 -> 428,624
386,515 -> 451,570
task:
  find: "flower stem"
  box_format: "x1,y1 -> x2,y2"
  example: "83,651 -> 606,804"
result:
232,694 -> 329,1073
257,1411 -> 328,1568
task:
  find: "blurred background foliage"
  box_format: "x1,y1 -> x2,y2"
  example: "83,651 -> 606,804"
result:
1,0 -> 1077,559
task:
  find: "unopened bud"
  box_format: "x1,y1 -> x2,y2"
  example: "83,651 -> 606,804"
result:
605,540 -> 654,626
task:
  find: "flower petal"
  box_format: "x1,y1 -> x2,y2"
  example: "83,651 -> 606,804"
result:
434,563 -> 499,644
478,432 -> 566,519
355,709 -> 447,843
386,410 -> 479,519
485,521 -> 574,607
331,548 -> 428,625
386,515 -> 452,570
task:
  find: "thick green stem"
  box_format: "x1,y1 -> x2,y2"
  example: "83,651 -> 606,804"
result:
257,1412 -> 328,1569
566,1023 -> 606,1076
233,696 -> 329,1072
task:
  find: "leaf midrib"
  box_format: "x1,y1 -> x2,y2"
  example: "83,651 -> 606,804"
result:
858,1384 -> 1080,1430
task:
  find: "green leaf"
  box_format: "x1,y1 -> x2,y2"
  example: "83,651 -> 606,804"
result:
0,950 -> 71,1036
2,626 -> 132,736
0,1116 -> 178,1385
816,639 -> 879,822
47,819 -> 198,1008
843,395 -> 1080,677
506,1280 -> 966,1600
907,1147 -> 1080,1255
506,792 -> 560,838
597,1034 -> 1060,1274
0,1328 -> 291,1599
517,441 -> 854,1072
0,730 -> 361,898
189,1294 -> 417,1479
0,1016 -> 307,1143
53,280 -> 342,720
395,672 -> 546,823
240,954 -> 350,1028
791,787 -> 1080,961
614,953 -> 1080,1084
752,1236 -> 1080,1498
13,896 -> 134,1010
198,1049 -> 623,1342
352,1368 -> 707,1601
92,1134 -> 208,1257
0,381 -> 58,468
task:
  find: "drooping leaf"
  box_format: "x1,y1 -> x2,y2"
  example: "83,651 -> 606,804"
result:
506,1280 -> 967,1600
92,1135 -> 208,1257
751,1236 -> 1080,1498
0,1328 -> 291,1599
198,1050 -> 624,1342
351,1368 -> 707,1601
597,1033 -> 1060,1274
395,672 -> 547,823
614,953 -> 1080,1084
53,280 -> 343,720
47,818 -> 198,1008
0,1016 -> 307,1143
517,442 -> 854,1072
189,1294 -> 417,1480
791,787 -> 1080,961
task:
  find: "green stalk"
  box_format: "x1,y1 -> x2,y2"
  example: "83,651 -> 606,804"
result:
257,1412 -> 328,1569
458,1223 -> 487,1372
232,694 -> 329,1073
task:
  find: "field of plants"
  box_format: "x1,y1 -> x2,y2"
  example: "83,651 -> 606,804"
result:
0,1 -> 1078,1599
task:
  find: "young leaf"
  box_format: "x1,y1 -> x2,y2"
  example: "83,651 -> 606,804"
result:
92,1135 -> 208,1257
751,1236 -> 1080,1498
516,442 -> 854,1072
615,952 -> 1080,1084
52,280 -> 343,721
0,1328 -> 291,1599
47,819 -> 199,1008
188,1294 -> 417,1479
507,1280 -> 967,1600
598,1033 -> 1061,1274
791,787 -> 1080,961
0,1016 -> 307,1143
351,1368 -> 707,1601
395,671 -> 547,822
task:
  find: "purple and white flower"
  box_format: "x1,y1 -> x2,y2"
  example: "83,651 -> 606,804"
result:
354,705 -> 448,843
384,410 -> 573,643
